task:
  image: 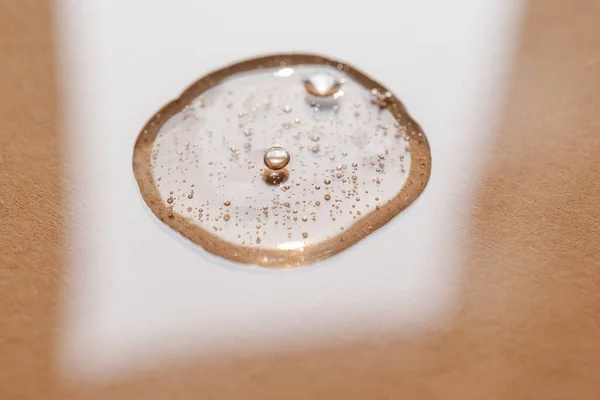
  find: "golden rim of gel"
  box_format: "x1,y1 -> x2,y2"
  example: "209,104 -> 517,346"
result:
132,54 -> 432,267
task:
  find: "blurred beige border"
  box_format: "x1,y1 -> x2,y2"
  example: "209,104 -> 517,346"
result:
1,1 -> 599,399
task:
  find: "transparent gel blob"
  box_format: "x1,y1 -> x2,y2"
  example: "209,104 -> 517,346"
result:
133,54 -> 431,267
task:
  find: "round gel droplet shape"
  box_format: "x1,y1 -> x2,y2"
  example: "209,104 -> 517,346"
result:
264,145 -> 290,170
132,54 -> 431,267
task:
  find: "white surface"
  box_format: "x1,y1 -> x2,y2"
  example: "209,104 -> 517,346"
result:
55,0 -> 524,382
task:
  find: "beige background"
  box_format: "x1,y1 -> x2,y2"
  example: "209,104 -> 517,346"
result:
1,0 -> 600,399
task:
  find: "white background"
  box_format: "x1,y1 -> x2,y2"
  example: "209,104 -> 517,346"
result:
55,0 -> 524,382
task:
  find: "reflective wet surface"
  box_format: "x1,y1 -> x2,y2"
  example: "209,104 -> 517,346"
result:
133,54 -> 431,266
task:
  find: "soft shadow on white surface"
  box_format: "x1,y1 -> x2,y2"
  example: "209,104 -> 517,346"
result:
55,0 -> 524,383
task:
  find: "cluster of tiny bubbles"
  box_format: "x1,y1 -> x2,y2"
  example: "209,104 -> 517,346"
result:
149,62 -> 422,252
